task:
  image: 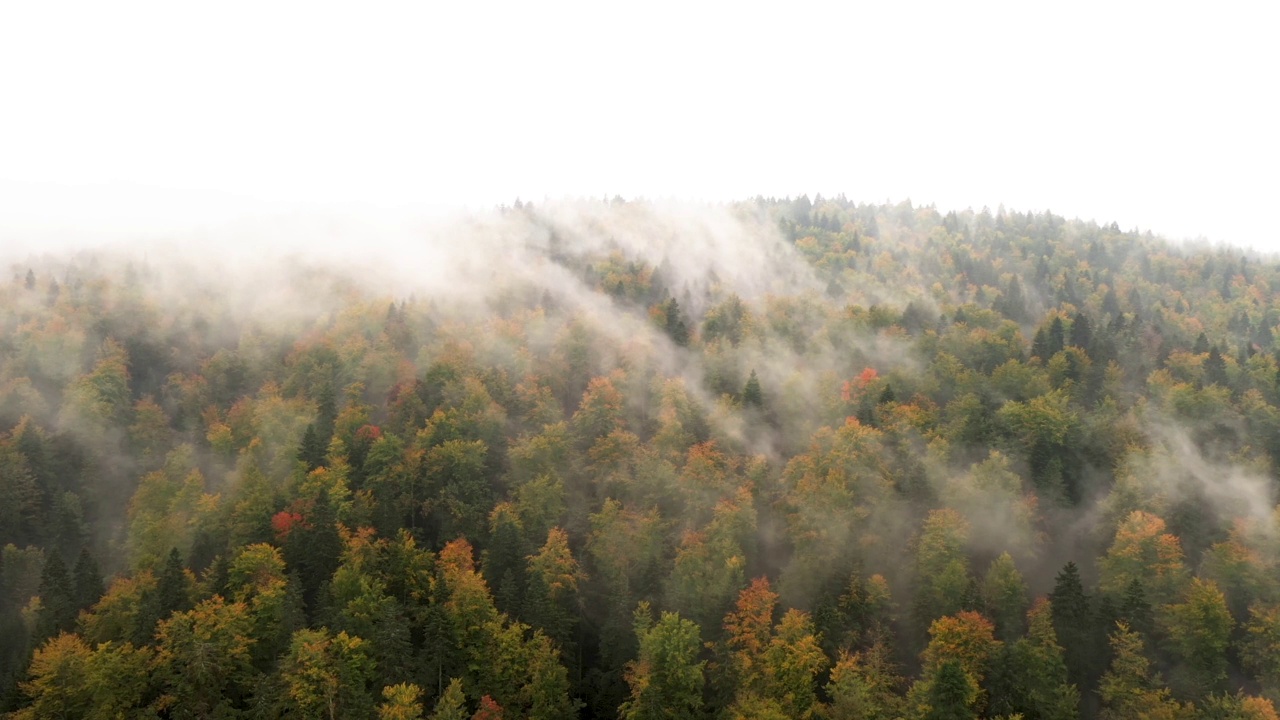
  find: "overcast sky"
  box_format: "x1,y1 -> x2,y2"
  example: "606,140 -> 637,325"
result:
1,1 -> 1276,252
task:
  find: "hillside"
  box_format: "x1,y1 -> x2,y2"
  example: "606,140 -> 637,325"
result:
3,197 -> 1280,719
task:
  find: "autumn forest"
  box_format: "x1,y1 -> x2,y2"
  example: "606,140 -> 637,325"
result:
4,197 -> 1280,719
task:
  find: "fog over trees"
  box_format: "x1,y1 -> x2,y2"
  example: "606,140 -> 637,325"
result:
4,196 -> 1280,718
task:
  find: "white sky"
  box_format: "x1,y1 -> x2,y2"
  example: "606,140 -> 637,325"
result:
1,1 -> 1277,251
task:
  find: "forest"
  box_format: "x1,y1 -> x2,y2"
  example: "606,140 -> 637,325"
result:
3,195 -> 1280,719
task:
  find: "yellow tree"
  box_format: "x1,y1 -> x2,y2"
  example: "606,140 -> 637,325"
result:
279,628 -> 375,720
1099,510 -> 1189,604
910,611 -> 1000,717
1097,623 -> 1190,720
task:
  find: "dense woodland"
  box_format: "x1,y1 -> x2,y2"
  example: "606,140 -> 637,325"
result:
4,196 -> 1280,719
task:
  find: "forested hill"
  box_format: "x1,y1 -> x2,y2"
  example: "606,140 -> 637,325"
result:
4,196 -> 1280,719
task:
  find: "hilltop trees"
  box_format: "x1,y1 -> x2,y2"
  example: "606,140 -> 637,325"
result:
7,198 -> 1280,717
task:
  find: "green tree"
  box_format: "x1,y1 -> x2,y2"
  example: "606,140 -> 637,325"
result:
153,596 -> 258,719
33,551 -> 75,643
742,370 -> 764,409
71,548 -> 105,614
279,628 -> 375,720
912,509 -> 973,631
1097,623 -> 1189,720
1160,577 -> 1233,698
981,553 -> 1029,642
924,661 -> 977,720
1049,561 -> 1095,689
986,598 -> 1079,720
822,642 -> 904,720
620,602 -> 705,720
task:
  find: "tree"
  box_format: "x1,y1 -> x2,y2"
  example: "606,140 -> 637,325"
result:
284,489 -> 344,617
33,551 -> 75,643
279,628 -> 375,720
472,695 -> 504,720
523,527 -> 583,668
1160,577 -> 1233,698
742,370 -> 764,409
1099,510 -> 1189,604
760,608 -> 827,719
987,598 -> 1079,720
71,548 -> 105,614
153,596 -> 258,719
1097,623 -> 1188,720
981,553 -> 1028,642
1049,562 -> 1094,690
913,509 -> 973,630
723,577 -> 779,694
1197,692 -> 1280,720
663,298 -> 690,347
1243,603 -> 1280,700
620,602 -> 705,720
12,633 -> 92,719
430,678 -> 468,720
379,682 -> 425,720
823,642 -> 905,720
924,661 -> 978,720
483,503 -> 527,616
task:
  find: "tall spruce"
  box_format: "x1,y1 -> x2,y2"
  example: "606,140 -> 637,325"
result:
1049,561 -> 1095,690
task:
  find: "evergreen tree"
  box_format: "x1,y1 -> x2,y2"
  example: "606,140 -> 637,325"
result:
1049,561 -> 1094,690
1194,332 -> 1211,354
1119,579 -> 1154,642
156,547 -> 189,618
664,298 -> 690,347
1070,312 -> 1093,351
1047,316 -> 1066,357
924,661 -> 977,720
34,551 -> 75,643
71,548 -> 104,613
1205,347 -> 1228,386
286,490 -> 343,618
742,370 -> 764,409
298,423 -> 327,471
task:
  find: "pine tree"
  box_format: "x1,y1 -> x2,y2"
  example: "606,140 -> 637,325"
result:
1119,579 -> 1153,641
1205,346 -> 1228,386
925,661 -> 978,720
742,370 -> 764,409
157,548 -> 188,614
298,423 -> 327,471
1049,561 -> 1094,690
1070,312 -> 1093,351
1048,316 -> 1066,357
664,299 -> 690,347
34,551 -> 75,642
71,548 -> 104,613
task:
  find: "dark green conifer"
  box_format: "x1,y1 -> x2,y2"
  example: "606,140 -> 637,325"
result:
71,548 -> 104,613
925,661 -> 977,720
742,370 -> 764,409
34,551 -> 75,642
1049,561 -> 1093,690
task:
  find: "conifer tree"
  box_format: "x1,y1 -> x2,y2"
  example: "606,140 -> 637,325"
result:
34,551 -> 74,643
742,370 -> 764,409
1049,561 -> 1094,689
71,548 -> 104,613
924,661 -> 977,720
